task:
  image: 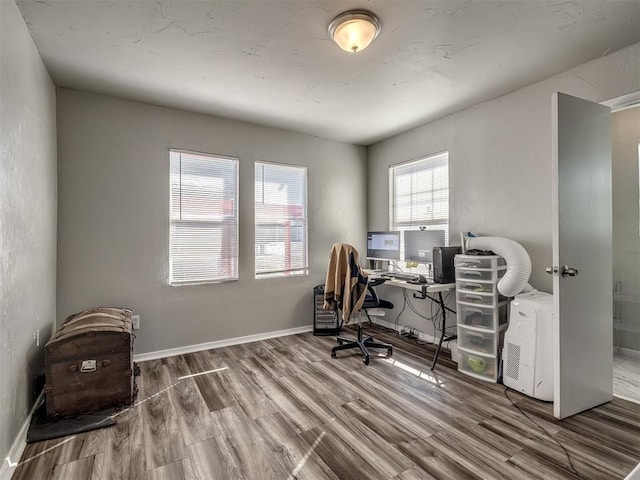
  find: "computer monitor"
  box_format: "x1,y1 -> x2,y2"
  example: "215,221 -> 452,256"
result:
366,231 -> 401,261
404,229 -> 446,263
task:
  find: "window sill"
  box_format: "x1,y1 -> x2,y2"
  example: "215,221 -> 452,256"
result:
169,278 -> 239,287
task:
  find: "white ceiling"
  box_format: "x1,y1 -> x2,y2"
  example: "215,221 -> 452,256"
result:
16,0 -> 640,145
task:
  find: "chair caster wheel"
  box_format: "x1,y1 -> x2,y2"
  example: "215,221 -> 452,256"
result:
387,347 -> 393,357
337,339 -> 343,345
363,356 -> 370,365
331,351 -> 337,358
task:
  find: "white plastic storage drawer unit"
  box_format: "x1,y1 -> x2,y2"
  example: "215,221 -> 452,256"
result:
458,325 -> 506,356
458,350 -> 498,382
455,256 -> 506,269
455,254 -> 509,383
456,279 -> 507,302
457,290 -> 506,307
456,279 -> 498,294
458,303 -> 509,331
455,267 -> 506,283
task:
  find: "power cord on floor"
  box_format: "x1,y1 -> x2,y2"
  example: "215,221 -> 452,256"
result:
503,387 -> 585,480
390,289 -> 440,346
400,325 -> 419,339
393,294 -> 408,332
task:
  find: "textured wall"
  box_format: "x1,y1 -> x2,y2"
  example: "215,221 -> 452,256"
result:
56,89 -> 367,355
367,43 -> 640,337
612,106 -> 640,351
0,0 -> 57,470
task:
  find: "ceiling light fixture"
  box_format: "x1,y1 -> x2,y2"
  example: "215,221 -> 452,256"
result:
328,10 -> 381,53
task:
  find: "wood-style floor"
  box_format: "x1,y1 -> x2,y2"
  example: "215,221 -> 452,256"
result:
613,351 -> 640,404
12,325 -> 640,480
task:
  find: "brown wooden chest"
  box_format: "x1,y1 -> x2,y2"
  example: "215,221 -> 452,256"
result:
44,307 -> 134,418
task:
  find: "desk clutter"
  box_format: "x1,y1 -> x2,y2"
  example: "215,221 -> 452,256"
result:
379,271 -> 430,284
455,254 -> 510,382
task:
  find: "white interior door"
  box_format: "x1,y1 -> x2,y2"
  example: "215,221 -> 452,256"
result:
551,92 -> 613,419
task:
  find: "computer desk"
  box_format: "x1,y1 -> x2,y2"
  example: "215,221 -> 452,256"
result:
365,270 -> 456,370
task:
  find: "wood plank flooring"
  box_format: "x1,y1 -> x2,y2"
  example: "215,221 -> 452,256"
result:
12,326 -> 640,479
613,352 -> 640,403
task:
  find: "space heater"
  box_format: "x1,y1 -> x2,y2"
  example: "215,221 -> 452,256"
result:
313,284 -> 340,336
502,291 -> 554,401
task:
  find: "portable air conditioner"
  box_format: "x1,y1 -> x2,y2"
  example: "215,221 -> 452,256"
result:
502,291 -> 554,401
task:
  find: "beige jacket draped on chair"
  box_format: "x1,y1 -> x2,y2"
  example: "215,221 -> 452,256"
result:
323,243 -> 368,323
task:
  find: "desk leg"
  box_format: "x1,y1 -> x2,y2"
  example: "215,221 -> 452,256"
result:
431,291 -> 449,371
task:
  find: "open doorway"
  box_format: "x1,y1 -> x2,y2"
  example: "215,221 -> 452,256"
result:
611,103 -> 640,404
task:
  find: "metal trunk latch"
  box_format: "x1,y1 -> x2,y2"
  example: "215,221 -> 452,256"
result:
80,360 -> 97,372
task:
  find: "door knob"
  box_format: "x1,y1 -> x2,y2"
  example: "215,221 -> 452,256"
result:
561,265 -> 579,277
545,266 -> 558,275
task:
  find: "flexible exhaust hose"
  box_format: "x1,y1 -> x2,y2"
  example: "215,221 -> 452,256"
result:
466,236 -> 533,297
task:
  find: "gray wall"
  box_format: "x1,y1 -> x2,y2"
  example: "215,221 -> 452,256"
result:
612,106 -> 640,351
367,43 -> 640,337
0,0 -> 57,468
56,89 -> 367,355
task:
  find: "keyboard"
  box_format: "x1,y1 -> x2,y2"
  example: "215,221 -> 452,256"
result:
380,272 -> 431,284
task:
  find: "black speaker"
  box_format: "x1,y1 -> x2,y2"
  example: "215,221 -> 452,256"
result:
433,246 -> 461,284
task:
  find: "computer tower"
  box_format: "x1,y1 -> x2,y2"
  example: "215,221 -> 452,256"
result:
313,284 -> 340,335
433,246 -> 461,283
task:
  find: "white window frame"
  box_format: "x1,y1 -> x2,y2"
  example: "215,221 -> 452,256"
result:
389,151 -> 449,267
255,161 -> 308,279
169,149 -> 238,285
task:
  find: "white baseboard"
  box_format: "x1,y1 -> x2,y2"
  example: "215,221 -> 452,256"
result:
625,461 -> 640,480
132,318 -> 450,364
373,317 -> 439,345
613,392 -> 640,405
370,317 -> 456,361
133,324 -> 313,362
615,346 -> 640,360
1,392 -> 44,480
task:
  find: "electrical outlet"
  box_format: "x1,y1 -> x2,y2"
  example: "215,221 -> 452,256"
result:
34,329 -> 40,347
132,315 -> 140,330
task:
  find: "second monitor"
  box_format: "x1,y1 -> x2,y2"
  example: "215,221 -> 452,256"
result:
366,231 -> 401,261
404,229 -> 446,263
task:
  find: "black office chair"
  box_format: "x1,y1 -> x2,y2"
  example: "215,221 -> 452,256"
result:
323,243 -> 394,365
362,277 -> 394,325
331,279 -> 394,365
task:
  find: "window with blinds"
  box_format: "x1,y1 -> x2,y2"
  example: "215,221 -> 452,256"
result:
255,162 -> 308,278
170,150 -> 238,285
389,152 -> 449,261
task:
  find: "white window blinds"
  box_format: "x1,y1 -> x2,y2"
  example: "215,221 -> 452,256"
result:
390,152 -> 450,252
255,162 -> 308,278
170,150 -> 238,285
